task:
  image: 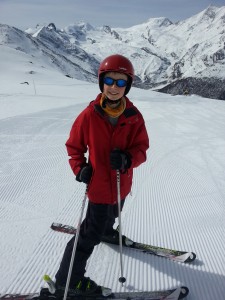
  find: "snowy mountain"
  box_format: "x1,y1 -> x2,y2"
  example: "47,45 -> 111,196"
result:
1,5 -> 225,99
0,24 -> 98,83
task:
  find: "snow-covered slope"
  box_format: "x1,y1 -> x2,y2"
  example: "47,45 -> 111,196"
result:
0,34 -> 225,300
1,5 -> 225,99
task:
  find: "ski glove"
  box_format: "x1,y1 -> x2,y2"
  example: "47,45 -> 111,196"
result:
110,150 -> 131,170
76,164 -> 93,184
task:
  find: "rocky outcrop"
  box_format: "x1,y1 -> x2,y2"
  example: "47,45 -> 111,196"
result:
157,77 -> 225,100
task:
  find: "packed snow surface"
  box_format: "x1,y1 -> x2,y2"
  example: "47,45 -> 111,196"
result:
0,47 -> 225,300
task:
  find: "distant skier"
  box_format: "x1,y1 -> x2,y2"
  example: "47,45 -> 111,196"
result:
55,54 -> 149,296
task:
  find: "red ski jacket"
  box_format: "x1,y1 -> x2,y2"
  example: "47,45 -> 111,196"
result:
66,93 -> 149,204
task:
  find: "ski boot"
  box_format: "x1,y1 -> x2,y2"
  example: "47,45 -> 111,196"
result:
56,277 -> 112,298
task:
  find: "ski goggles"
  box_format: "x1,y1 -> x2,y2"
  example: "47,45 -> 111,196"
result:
103,77 -> 127,88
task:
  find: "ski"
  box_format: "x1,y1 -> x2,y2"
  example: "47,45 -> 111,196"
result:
0,273 -> 189,300
0,293 -> 38,300
0,286 -> 189,300
42,286 -> 189,300
42,275 -> 189,300
50,223 -> 196,263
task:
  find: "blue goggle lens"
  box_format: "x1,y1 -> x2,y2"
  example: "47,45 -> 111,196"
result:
104,77 -> 127,88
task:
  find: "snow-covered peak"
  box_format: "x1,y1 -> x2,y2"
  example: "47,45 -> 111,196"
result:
200,5 -> 218,20
46,23 -> 57,31
144,17 -> 173,27
177,5 -> 224,27
64,22 -> 94,34
25,23 -> 54,35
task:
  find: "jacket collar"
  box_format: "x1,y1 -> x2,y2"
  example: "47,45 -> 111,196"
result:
91,93 -> 138,121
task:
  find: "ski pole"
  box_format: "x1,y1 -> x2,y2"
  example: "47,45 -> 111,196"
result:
63,185 -> 88,300
116,170 -> 126,286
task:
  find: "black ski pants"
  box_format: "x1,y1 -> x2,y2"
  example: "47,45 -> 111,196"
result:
55,199 -> 125,287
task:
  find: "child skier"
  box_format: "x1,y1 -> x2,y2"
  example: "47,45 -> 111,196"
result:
55,54 -> 149,296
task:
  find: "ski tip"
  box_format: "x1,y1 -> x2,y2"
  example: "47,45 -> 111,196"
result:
102,287 -> 112,297
184,252 -> 197,263
179,286 -> 189,299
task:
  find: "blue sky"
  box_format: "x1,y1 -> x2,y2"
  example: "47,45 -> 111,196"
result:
0,0 -> 224,29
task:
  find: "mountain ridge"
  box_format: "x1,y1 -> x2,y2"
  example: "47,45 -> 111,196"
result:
1,5 -> 225,100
